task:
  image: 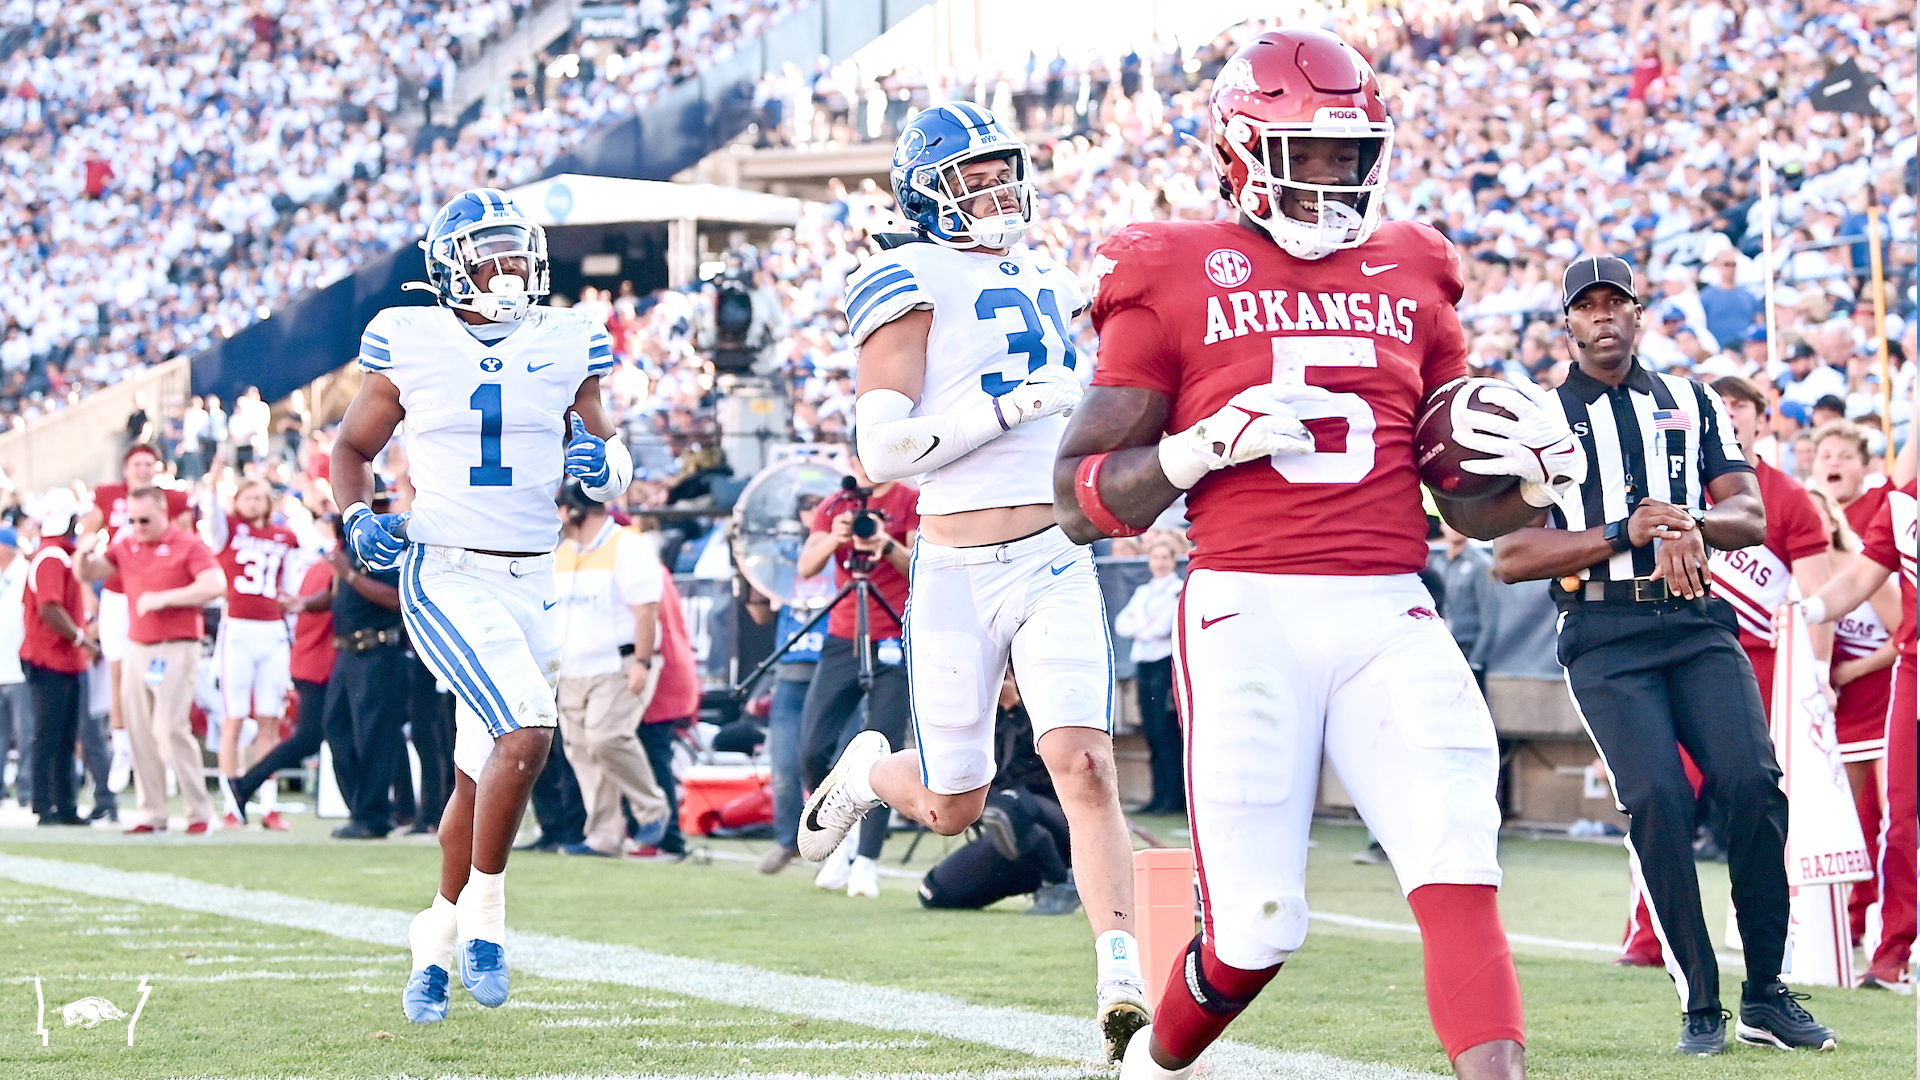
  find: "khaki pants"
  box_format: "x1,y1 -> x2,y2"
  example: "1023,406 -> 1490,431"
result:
557,671 -> 665,854
124,639 -> 212,829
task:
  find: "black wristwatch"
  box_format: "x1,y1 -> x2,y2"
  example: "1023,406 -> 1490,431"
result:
1604,519 -> 1631,554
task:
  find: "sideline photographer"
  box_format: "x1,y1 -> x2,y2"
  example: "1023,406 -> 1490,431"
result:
795,452 -> 916,897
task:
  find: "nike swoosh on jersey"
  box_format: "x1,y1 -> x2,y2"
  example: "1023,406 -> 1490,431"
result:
1036,265 -> 1052,273
1359,262 -> 1398,277
542,600 -> 557,610
912,436 -> 942,462
527,361 -> 555,372
1048,561 -> 1075,576
1199,613 -> 1239,629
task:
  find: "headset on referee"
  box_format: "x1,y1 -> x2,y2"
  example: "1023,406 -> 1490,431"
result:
1491,255 -> 1835,1054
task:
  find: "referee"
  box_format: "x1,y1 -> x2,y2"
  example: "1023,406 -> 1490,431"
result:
1492,255 -> 1834,1055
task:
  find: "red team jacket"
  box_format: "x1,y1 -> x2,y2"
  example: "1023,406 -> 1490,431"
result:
1090,218 -> 1469,576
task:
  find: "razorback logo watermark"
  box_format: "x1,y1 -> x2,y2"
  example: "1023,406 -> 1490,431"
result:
35,978 -> 154,1047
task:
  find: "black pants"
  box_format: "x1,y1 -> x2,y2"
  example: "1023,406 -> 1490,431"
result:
920,787 -> 1072,909
1560,599 -> 1787,1012
25,663 -> 82,821
638,720 -> 686,855
527,724 -> 585,846
798,634 -> 910,860
237,678 -> 327,804
322,646 -> 410,834
1135,657 -> 1184,812
407,655 -> 456,828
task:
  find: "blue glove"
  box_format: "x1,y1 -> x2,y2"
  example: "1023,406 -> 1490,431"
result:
344,504 -> 410,572
564,413 -> 611,489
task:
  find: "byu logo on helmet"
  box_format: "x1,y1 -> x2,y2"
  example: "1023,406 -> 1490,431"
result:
410,188 -> 552,322
889,103 -> 1036,252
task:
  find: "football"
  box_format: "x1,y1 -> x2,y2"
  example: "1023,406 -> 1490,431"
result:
1414,377 -> 1521,502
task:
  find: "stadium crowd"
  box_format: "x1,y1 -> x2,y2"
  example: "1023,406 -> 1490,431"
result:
0,0 -> 802,431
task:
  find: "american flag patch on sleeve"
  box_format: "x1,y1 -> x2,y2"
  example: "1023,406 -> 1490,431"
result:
1652,409 -> 1692,431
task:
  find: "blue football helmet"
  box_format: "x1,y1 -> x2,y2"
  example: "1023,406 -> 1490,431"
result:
411,188 -> 550,322
890,103 -> 1034,250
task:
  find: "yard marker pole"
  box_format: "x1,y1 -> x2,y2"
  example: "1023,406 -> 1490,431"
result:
33,976 -> 46,1046
1133,847 -> 1197,1012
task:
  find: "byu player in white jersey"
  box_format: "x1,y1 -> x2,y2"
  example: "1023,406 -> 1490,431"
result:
798,103 -> 1149,1061
331,188 -> 631,1023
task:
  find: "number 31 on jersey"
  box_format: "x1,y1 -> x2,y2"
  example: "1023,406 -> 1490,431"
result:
976,287 -> 1078,396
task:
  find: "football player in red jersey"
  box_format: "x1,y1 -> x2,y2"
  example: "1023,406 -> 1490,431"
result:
207,477 -> 303,828
1053,29 -> 1578,1080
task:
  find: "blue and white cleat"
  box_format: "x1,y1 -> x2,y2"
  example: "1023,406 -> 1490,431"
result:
461,938 -> 510,1007
403,964 -> 450,1023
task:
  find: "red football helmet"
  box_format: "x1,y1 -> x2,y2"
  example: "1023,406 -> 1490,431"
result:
1210,28 -> 1395,260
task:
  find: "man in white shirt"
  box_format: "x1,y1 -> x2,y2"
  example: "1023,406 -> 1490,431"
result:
0,526 -> 32,808
551,480 -> 669,857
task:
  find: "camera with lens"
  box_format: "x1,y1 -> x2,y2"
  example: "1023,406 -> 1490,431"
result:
708,260 -> 759,374
823,475 -> 884,564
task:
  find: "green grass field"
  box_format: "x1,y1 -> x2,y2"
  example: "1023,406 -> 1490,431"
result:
0,811 -> 1911,1080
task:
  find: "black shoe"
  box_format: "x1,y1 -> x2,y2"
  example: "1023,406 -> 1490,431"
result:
85,803 -> 117,824
38,813 -> 86,827
513,835 -> 560,853
1676,1008 -> 1727,1055
406,821 -> 433,835
225,779 -> 248,825
331,821 -> 387,840
1352,841 -> 1389,865
1736,981 -> 1835,1050
977,804 -> 1021,862
1026,880 -> 1082,916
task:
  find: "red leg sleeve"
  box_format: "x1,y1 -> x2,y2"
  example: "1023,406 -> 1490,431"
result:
1407,884 -> 1526,1061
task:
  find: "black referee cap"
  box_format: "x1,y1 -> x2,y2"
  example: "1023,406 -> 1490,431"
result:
1562,255 -> 1638,310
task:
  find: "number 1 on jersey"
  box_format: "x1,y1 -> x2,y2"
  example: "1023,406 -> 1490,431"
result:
469,383 -> 513,487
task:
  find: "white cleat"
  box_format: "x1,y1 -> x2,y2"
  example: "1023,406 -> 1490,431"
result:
847,855 -> 880,898
814,834 -> 855,891
1100,980 -> 1153,1065
1120,1025 -> 1194,1080
796,729 -> 888,862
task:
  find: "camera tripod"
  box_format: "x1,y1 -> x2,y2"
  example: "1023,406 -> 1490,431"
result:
731,543 -> 902,700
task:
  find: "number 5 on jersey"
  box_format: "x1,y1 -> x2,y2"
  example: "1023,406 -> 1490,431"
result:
1269,336 -> 1378,485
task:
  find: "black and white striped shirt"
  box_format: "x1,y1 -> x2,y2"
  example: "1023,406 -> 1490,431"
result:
1541,358 -> 1751,582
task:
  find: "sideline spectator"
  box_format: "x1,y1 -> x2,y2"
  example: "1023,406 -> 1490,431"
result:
80,444 -> 192,792
0,525 -> 32,808
552,479 -> 669,858
1428,524 -> 1498,688
230,515 -> 341,827
317,482 -> 408,840
746,491 -> 833,875
1111,531 -> 1183,815
23,490 -> 97,826
794,453 -> 916,895
76,486 -> 225,835
632,557 -> 701,862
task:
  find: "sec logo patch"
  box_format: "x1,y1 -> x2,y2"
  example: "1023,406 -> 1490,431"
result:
479,357 -> 503,373
1204,249 -> 1251,288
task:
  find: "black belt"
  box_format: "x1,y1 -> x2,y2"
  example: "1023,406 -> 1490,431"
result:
1554,576 -> 1710,611
333,626 -> 406,653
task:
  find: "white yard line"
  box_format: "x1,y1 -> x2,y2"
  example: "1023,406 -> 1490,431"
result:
1307,910 -> 1746,967
0,852 -> 1431,1080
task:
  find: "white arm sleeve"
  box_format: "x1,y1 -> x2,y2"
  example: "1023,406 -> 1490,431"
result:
582,437 -> 633,503
854,389 -> 1007,483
